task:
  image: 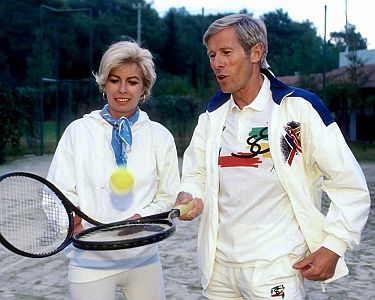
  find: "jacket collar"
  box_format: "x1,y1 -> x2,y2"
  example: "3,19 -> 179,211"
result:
206,68 -> 294,112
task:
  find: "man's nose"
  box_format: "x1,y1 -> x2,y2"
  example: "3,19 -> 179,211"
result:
212,56 -> 224,70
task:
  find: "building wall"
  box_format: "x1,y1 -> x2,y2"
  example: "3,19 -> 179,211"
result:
339,49 -> 375,67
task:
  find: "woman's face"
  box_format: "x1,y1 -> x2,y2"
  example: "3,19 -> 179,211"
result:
105,62 -> 145,119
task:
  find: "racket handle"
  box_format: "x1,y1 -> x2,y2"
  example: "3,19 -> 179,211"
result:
175,201 -> 194,216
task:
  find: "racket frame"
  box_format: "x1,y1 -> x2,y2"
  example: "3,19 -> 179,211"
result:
0,172 -> 101,258
73,210 -> 180,250
0,172 -> 189,256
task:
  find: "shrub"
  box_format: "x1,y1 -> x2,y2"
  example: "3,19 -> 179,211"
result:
0,84 -> 36,164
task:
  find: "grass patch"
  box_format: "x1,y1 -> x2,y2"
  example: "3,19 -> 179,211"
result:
3,121 -> 66,162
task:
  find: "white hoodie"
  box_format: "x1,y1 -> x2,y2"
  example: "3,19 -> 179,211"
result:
47,109 -> 180,272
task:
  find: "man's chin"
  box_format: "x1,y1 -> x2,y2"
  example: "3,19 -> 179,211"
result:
218,84 -> 230,93
220,88 -> 232,94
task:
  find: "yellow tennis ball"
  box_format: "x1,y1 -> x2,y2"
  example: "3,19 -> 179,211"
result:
110,167 -> 134,194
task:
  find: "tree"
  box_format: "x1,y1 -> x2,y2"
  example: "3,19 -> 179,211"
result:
326,24 -> 369,139
329,23 -> 367,52
263,9 -> 323,76
326,53 -> 369,139
0,84 -> 36,163
1,0 -> 373,159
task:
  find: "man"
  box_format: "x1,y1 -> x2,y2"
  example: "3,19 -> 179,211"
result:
176,13 -> 370,299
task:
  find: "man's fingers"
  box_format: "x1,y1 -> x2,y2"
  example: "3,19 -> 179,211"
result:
293,259 -> 312,270
176,191 -> 193,204
179,198 -> 203,221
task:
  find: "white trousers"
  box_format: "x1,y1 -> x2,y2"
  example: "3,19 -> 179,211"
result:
69,257 -> 166,300
203,255 -> 305,300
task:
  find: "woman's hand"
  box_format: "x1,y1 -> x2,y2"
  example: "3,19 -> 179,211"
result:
127,214 -> 142,220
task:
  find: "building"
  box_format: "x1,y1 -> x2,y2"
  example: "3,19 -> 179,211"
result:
339,49 -> 375,67
278,49 -> 375,142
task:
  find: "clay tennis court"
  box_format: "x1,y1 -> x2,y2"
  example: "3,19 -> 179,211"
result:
0,155 -> 374,299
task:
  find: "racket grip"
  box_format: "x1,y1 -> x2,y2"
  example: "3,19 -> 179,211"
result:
175,201 -> 194,216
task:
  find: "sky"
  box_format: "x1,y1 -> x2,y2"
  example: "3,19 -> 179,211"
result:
150,0 -> 375,49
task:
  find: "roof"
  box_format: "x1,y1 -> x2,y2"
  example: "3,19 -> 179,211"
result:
278,63 -> 375,89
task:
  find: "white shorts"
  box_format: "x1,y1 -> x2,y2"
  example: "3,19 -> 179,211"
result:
69,257 -> 166,300
203,255 -> 305,300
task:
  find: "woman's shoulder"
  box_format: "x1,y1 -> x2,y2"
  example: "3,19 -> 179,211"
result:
139,110 -> 172,135
64,110 -> 106,133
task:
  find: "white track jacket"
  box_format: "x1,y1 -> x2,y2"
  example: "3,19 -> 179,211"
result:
181,69 -> 370,289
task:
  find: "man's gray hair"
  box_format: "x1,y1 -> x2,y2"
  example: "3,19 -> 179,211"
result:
203,14 -> 270,69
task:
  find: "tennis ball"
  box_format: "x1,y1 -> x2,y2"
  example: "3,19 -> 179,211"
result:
110,167 -> 134,194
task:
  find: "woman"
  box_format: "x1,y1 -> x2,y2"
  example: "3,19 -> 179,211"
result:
47,41 -> 180,300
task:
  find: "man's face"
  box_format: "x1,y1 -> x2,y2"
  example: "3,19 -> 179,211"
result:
206,26 -> 254,94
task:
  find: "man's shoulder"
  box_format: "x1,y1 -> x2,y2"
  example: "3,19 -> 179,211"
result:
205,90 -> 231,113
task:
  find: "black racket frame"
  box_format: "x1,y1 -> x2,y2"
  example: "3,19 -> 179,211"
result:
0,172 -> 181,257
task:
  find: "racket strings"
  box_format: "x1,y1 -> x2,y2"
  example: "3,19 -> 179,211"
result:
0,176 -> 70,256
78,223 -> 171,242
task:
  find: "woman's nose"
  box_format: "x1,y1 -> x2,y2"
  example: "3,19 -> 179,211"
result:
119,82 -> 127,93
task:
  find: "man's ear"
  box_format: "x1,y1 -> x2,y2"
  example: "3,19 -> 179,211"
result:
250,43 -> 264,64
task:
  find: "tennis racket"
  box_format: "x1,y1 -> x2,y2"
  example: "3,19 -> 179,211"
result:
0,172 -> 192,258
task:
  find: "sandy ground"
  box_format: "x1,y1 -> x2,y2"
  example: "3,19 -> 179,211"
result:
0,155 -> 374,300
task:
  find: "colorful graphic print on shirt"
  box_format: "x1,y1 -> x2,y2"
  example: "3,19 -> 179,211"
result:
271,284 -> 285,298
280,121 -> 302,166
218,126 -> 270,168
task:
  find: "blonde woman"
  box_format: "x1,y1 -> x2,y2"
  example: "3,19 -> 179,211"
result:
47,41 -> 180,300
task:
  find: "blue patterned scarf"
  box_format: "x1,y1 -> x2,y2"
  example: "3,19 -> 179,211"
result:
100,104 -> 139,166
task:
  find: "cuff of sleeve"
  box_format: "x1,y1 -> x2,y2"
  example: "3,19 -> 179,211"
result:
179,185 -> 203,201
322,235 -> 348,257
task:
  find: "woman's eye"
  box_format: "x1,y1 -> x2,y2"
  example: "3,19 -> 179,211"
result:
109,79 -> 119,84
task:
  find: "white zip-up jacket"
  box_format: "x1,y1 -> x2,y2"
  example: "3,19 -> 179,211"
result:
181,69 -> 370,289
47,109 -> 180,270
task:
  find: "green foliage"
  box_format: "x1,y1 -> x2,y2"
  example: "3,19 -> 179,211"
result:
141,94 -> 199,155
329,23 -> 368,51
154,73 -> 194,96
326,52 -> 371,138
0,84 -> 36,163
0,0 -> 372,161
264,9 -> 324,76
349,142 -> 375,162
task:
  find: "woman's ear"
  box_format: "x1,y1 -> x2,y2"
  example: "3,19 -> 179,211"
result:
250,43 -> 264,64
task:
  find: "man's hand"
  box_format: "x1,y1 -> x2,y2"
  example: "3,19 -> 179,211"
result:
73,206 -> 84,236
293,247 -> 340,281
176,191 -> 204,221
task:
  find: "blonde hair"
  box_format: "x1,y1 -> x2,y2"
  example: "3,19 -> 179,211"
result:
94,41 -> 156,99
203,14 -> 270,69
